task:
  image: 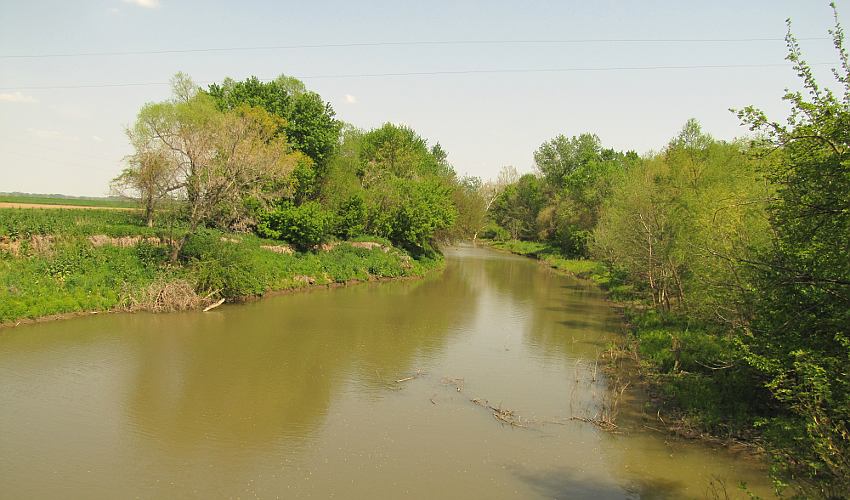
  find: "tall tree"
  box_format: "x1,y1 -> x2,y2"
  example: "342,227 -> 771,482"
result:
207,75 -> 341,182
534,133 -> 605,190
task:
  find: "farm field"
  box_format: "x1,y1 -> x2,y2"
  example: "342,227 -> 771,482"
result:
0,194 -> 137,209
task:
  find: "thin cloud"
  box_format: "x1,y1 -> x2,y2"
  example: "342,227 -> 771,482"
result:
92,135 -> 104,142
344,94 -> 357,104
122,0 -> 160,9
0,92 -> 38,104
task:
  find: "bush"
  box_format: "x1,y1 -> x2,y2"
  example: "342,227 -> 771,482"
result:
180,230 -> 265,299
257,201 -> 334,251
334,194 -> 367,239
480,222 -> 510,241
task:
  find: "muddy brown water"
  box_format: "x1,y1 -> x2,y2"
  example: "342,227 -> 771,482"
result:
0,246 -> 774,498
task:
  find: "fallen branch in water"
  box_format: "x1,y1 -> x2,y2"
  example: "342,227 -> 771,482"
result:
569,415 -> 619,431
471,398 -> 530,428
395,368 -> 424,384
203,298 -> 226,312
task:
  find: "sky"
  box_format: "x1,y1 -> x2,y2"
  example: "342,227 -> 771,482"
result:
0,0 -> 846,196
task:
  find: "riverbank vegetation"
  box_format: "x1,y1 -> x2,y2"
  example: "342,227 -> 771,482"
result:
483,9 -> 849,496
1,73 -> 478,324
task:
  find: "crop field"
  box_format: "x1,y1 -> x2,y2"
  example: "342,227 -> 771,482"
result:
0,194 -> 137,209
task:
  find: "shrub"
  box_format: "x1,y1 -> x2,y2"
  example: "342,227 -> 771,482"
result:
180,230 -> 265,299
334,194 -> 367,239
257,202 -> 334,251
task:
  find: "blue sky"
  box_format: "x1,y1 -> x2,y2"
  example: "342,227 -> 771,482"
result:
0,0 -> 845,196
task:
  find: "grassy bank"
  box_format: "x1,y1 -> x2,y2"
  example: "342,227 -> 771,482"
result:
0,208 -> 442,325
488,239 -> 769,441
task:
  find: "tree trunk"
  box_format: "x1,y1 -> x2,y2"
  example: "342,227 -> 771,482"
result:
169,233 -> 188,263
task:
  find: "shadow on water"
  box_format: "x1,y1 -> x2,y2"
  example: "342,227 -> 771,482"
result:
510,465 -> 688,500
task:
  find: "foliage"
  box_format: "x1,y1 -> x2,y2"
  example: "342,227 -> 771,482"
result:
333,194 -> 368,239
257,201 -> 334,251
534,133 -> 609,190
129,74 -> 302,252
591,121 -> 771,317
180,230 -> 266,299
320,124 -> 459,254
206,75 -> 342,178
490,173 -> 545,240
734,6 -> 850,493
358,123 -> 452,183
366,177 -> 456,255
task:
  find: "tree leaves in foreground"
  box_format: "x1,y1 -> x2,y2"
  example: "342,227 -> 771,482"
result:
735,4 -> 850,493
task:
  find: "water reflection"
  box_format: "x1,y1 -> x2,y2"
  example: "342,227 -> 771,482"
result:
125,262 -> 481,451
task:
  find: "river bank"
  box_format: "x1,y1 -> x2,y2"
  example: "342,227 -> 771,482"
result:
0,207 -> 443,328
484,240 -> 771,452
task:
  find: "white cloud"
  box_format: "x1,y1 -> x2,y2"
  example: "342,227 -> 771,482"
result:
344,94 -> 357,104
92,135 -> 104,143
122,0 -> 160,9
0,92 -> 38,104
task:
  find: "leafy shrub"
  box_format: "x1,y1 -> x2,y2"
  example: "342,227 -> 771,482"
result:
480,222 -> 510,241
257,202 -> 334,251
334,194 -> 367,239
180,230 -> 265,299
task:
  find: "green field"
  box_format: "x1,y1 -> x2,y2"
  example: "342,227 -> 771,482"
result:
0,193 -> 138,208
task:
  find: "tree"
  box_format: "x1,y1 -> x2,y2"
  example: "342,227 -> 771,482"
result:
358,123 -> 452,183
207,75 -> 341,182
735,5 -> 850,492
532,133 -> 633,255
591,121 -> 769,313
534,133 -> 605,190
111,147 -> 175,227
490,173 -> 545,240
129,74 -> 301,259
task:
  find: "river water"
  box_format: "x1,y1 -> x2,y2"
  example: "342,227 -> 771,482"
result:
0,246 -> 774,499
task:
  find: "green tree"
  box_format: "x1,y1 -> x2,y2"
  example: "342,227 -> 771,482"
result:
736,5 -> 850,492
490,173 -> 545,240
534,133 -> 605,190
207,75 -> 341,182
130,74 -> 300,259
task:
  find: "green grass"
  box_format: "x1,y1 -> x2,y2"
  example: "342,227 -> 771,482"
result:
488,239 -> 628,291
0,210 -> 441,323
0,194 -> 138,208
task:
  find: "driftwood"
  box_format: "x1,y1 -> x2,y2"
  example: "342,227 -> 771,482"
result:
203,298 -> 225,312
471,398 -> 530,428
395,368 -> 424,384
